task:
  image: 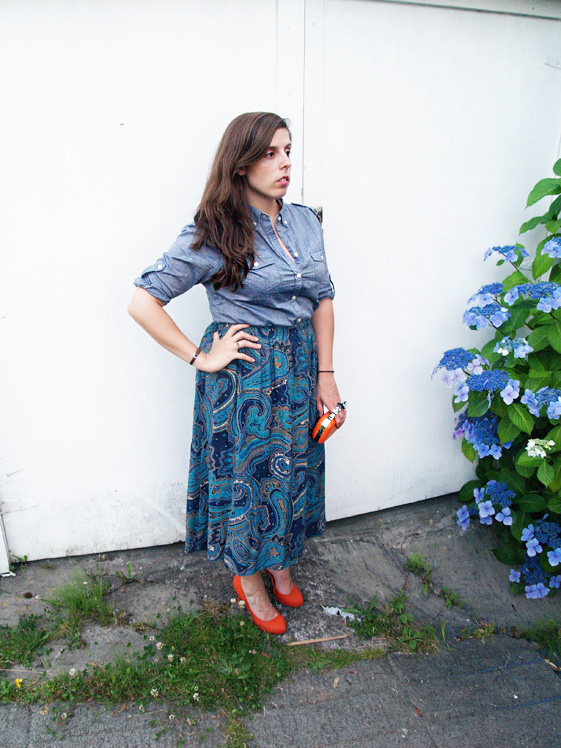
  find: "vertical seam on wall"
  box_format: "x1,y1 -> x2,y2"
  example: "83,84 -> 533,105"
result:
302,0 -> 308,200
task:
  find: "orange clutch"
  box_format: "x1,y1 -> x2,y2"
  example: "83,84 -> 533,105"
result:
311,401 -> 347,444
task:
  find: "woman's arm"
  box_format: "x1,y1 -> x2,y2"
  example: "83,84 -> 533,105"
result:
127,287 -> 260,372
311,298 -> 346,427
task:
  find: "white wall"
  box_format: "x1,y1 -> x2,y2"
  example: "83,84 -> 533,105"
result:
309,0 -> 561,519
1,0 -> 560,559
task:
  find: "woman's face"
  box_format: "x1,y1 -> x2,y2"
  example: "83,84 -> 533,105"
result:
241,128 -> 292,211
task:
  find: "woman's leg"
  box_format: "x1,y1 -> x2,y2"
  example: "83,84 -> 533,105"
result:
266,567 -> 294,595
238,572 -> 279,621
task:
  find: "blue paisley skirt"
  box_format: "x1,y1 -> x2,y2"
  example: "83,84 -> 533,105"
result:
185,320 -> 326,575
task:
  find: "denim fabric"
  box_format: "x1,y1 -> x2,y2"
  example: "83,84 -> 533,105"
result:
134,202 -> 334,327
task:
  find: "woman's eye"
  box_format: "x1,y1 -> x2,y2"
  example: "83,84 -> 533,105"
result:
266,151 -> 274,158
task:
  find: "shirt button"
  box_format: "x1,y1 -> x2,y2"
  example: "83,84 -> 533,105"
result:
293,252 -> 299,257
291,295 -> 296,301
252,221 -> 257,227
254,262 -> 259,267
283,221 -> 288,226
277,215 -> 281,222
157,264 -> 163,270
297,318 -> 302,323
296,272 -> 301,278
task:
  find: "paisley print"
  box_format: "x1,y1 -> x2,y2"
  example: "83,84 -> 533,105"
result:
185,320 -> 325,574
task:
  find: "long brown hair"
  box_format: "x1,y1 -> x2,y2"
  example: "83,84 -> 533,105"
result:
192,112 -> 290,291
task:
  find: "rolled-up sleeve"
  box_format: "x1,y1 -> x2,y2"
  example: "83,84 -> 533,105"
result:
315,231 -> 335,302
134,225 -> 215,304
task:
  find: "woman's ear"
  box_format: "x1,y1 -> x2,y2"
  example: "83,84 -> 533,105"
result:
237,167 -> 246,176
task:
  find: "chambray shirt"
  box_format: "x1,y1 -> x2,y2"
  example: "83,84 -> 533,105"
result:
134,202 -> 335,327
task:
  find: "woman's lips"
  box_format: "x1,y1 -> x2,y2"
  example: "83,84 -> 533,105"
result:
277,177 -> 290,186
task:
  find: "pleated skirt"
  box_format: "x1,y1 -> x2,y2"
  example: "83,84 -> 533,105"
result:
185,320 -> 326,575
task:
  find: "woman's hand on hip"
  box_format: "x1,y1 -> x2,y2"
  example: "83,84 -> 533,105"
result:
316,373 -> 346,427
196,324 -> 261,372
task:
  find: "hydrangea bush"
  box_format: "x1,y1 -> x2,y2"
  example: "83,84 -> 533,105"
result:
436,160 -> 561,599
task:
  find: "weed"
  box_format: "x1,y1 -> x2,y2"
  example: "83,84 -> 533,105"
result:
404,552 -> 433,597
287,645 -> 384,673
516,620 -> 561,657
225,714 -> 252,748
460,623 -> 496,641
440,586 -> 463,610
46,568 -> 115,647
0,614 -> 50,669
115,563 -> 137,585
345,592 -> 438,652
11,554 -> 29,568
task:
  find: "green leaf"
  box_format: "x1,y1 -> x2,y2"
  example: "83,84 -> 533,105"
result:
452,397 -> 465,412
511,510 -> 528,541
527,326 -> 550,352
527,353 -> 547,373
520,214 -> 550,234
516,451 -> 543,468
515,462 -> 536,478
553,158 -> 561,177
546,320 -> 561,354
503,305 -> 532,334
545,221 -> 561,234
467,391 -> 490,418
537,461 -> 555,486
498,468 -> 525,495
547,496 -> 561,513
498,418 -> 520,443
458,480 -> 481,503
549,193 -> 561,219
547,461 -> 561,493
550,263 -> 561,284
507,404 -> 534,434
517,493 -> 547,512
526,375 -> 551,390
527,177 -> 561,207
461,439 -> 476,463
491,397 -> 508,418
501,270 -> 529,292
533,251 -> 555,280
492,543 -> 519,565
546,425 -> 561,451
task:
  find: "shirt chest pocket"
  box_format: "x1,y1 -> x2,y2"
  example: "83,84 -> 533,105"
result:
245,259 -> 280,296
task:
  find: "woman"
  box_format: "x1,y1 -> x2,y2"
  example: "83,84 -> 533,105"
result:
128,112 -> 345,635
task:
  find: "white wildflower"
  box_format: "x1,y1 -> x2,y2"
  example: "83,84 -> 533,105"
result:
150,688 -> 159,698
69,668 -> 77,677
167,654 -> 174,661
156,641 -> 163,650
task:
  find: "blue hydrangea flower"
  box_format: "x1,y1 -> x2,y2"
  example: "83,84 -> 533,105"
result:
484,245 -> 528,263
521,525 -> 535,542
526,537 -> 543,557
457,412 -> 508,459
473,487 -> 485,503
509,569 -> 521,583
547,548 -> 561,567
544,237 -> 561,258
521,389 -> 540,416
548,399 -> 561,420
463,303 -> 509,330
435,348 -> 475,373
534,520 -> 561,548
549,575 -> 561,589
525,583 -> 549,599
512,338 -> 534,359
456,505 -> 470,531
441,368 -> 467,388
467,283 -> 504,307
504,287 -> 522,305
468,370 -> 509,393
466,354 -> 488,375
521,555 -> 547,585
478,500 -> 495,525
454,382 -> 469,403
484,480 -> 515,506
496,506 -> 513,526
500,379 -> 520,405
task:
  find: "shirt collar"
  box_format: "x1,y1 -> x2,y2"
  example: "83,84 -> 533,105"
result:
249,199 -> 284,225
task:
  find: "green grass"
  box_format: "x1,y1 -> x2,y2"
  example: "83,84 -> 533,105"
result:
345,592 -> 438,652
46,568 -> 118,647
518,620 -> 561,657
404,552 -> 433,597
0,614 -> 50,669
